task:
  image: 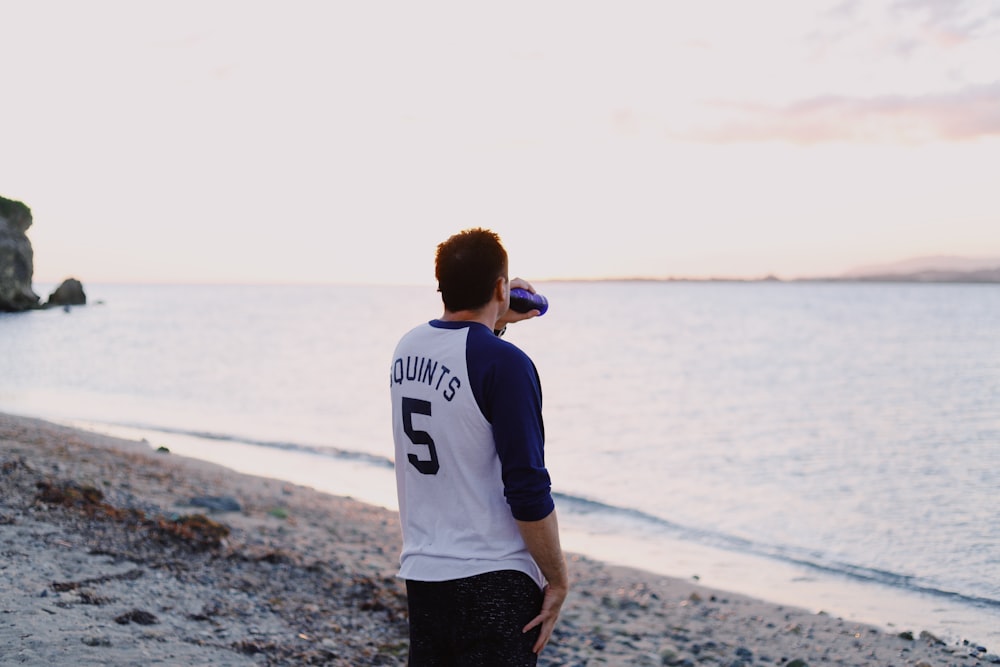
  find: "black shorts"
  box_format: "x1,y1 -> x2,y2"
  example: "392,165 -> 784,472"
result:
405,570 -> 544,667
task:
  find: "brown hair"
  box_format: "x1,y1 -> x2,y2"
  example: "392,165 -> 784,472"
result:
435,228 -> 508,312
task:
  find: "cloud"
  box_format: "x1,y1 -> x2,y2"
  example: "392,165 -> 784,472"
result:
807,0 -> 1000,64
890,0 -> 1000,40
679,81 -> 1000,144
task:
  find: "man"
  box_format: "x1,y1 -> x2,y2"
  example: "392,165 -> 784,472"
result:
389,228 -> 568,665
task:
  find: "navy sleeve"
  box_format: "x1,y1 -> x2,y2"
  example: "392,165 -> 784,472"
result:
467,326 -> 554,522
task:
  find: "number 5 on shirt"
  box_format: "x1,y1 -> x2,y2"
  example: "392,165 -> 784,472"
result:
402,397 -> 439,475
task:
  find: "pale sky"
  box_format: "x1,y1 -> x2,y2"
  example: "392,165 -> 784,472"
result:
3,0 -> 999,285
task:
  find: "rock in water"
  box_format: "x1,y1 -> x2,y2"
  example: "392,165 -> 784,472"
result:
0,195 -> 40,312
47,278 -> 87,307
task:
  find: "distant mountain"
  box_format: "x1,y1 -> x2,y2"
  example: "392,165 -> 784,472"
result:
842,255 -> 1000,277
834,255 -> 1000,283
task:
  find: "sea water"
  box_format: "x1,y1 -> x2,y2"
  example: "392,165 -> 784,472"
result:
2,281 -> 998,648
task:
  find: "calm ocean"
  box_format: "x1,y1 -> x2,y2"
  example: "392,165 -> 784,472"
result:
3,281 -> 998,648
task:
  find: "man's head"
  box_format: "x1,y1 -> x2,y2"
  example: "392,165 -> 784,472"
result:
435,228 -> 509,312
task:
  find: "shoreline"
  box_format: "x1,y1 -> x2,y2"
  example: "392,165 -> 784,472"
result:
1,411 -> 995,666
58,415 -> 1000,652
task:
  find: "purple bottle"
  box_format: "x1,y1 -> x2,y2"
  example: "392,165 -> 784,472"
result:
509,288 -> 549,316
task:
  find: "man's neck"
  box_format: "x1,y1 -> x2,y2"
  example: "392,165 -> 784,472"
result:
440,304 -> 501,330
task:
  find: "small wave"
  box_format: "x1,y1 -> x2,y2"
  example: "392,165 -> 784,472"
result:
553,492 -> 1000,611
93,421 -> 1000,614
113,421 -> 396,470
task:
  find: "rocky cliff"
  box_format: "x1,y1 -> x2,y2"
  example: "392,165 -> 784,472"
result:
0,195 -> 40,312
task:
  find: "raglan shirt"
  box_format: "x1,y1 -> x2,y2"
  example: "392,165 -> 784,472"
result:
389,320 -> 554,590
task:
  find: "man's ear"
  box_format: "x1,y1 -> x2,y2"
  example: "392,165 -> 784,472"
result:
494,276 -> 507,302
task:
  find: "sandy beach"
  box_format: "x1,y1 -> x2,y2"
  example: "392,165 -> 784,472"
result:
1,411 -> 994,666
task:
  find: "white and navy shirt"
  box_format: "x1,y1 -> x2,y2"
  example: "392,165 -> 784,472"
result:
389,320 -> 553,589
